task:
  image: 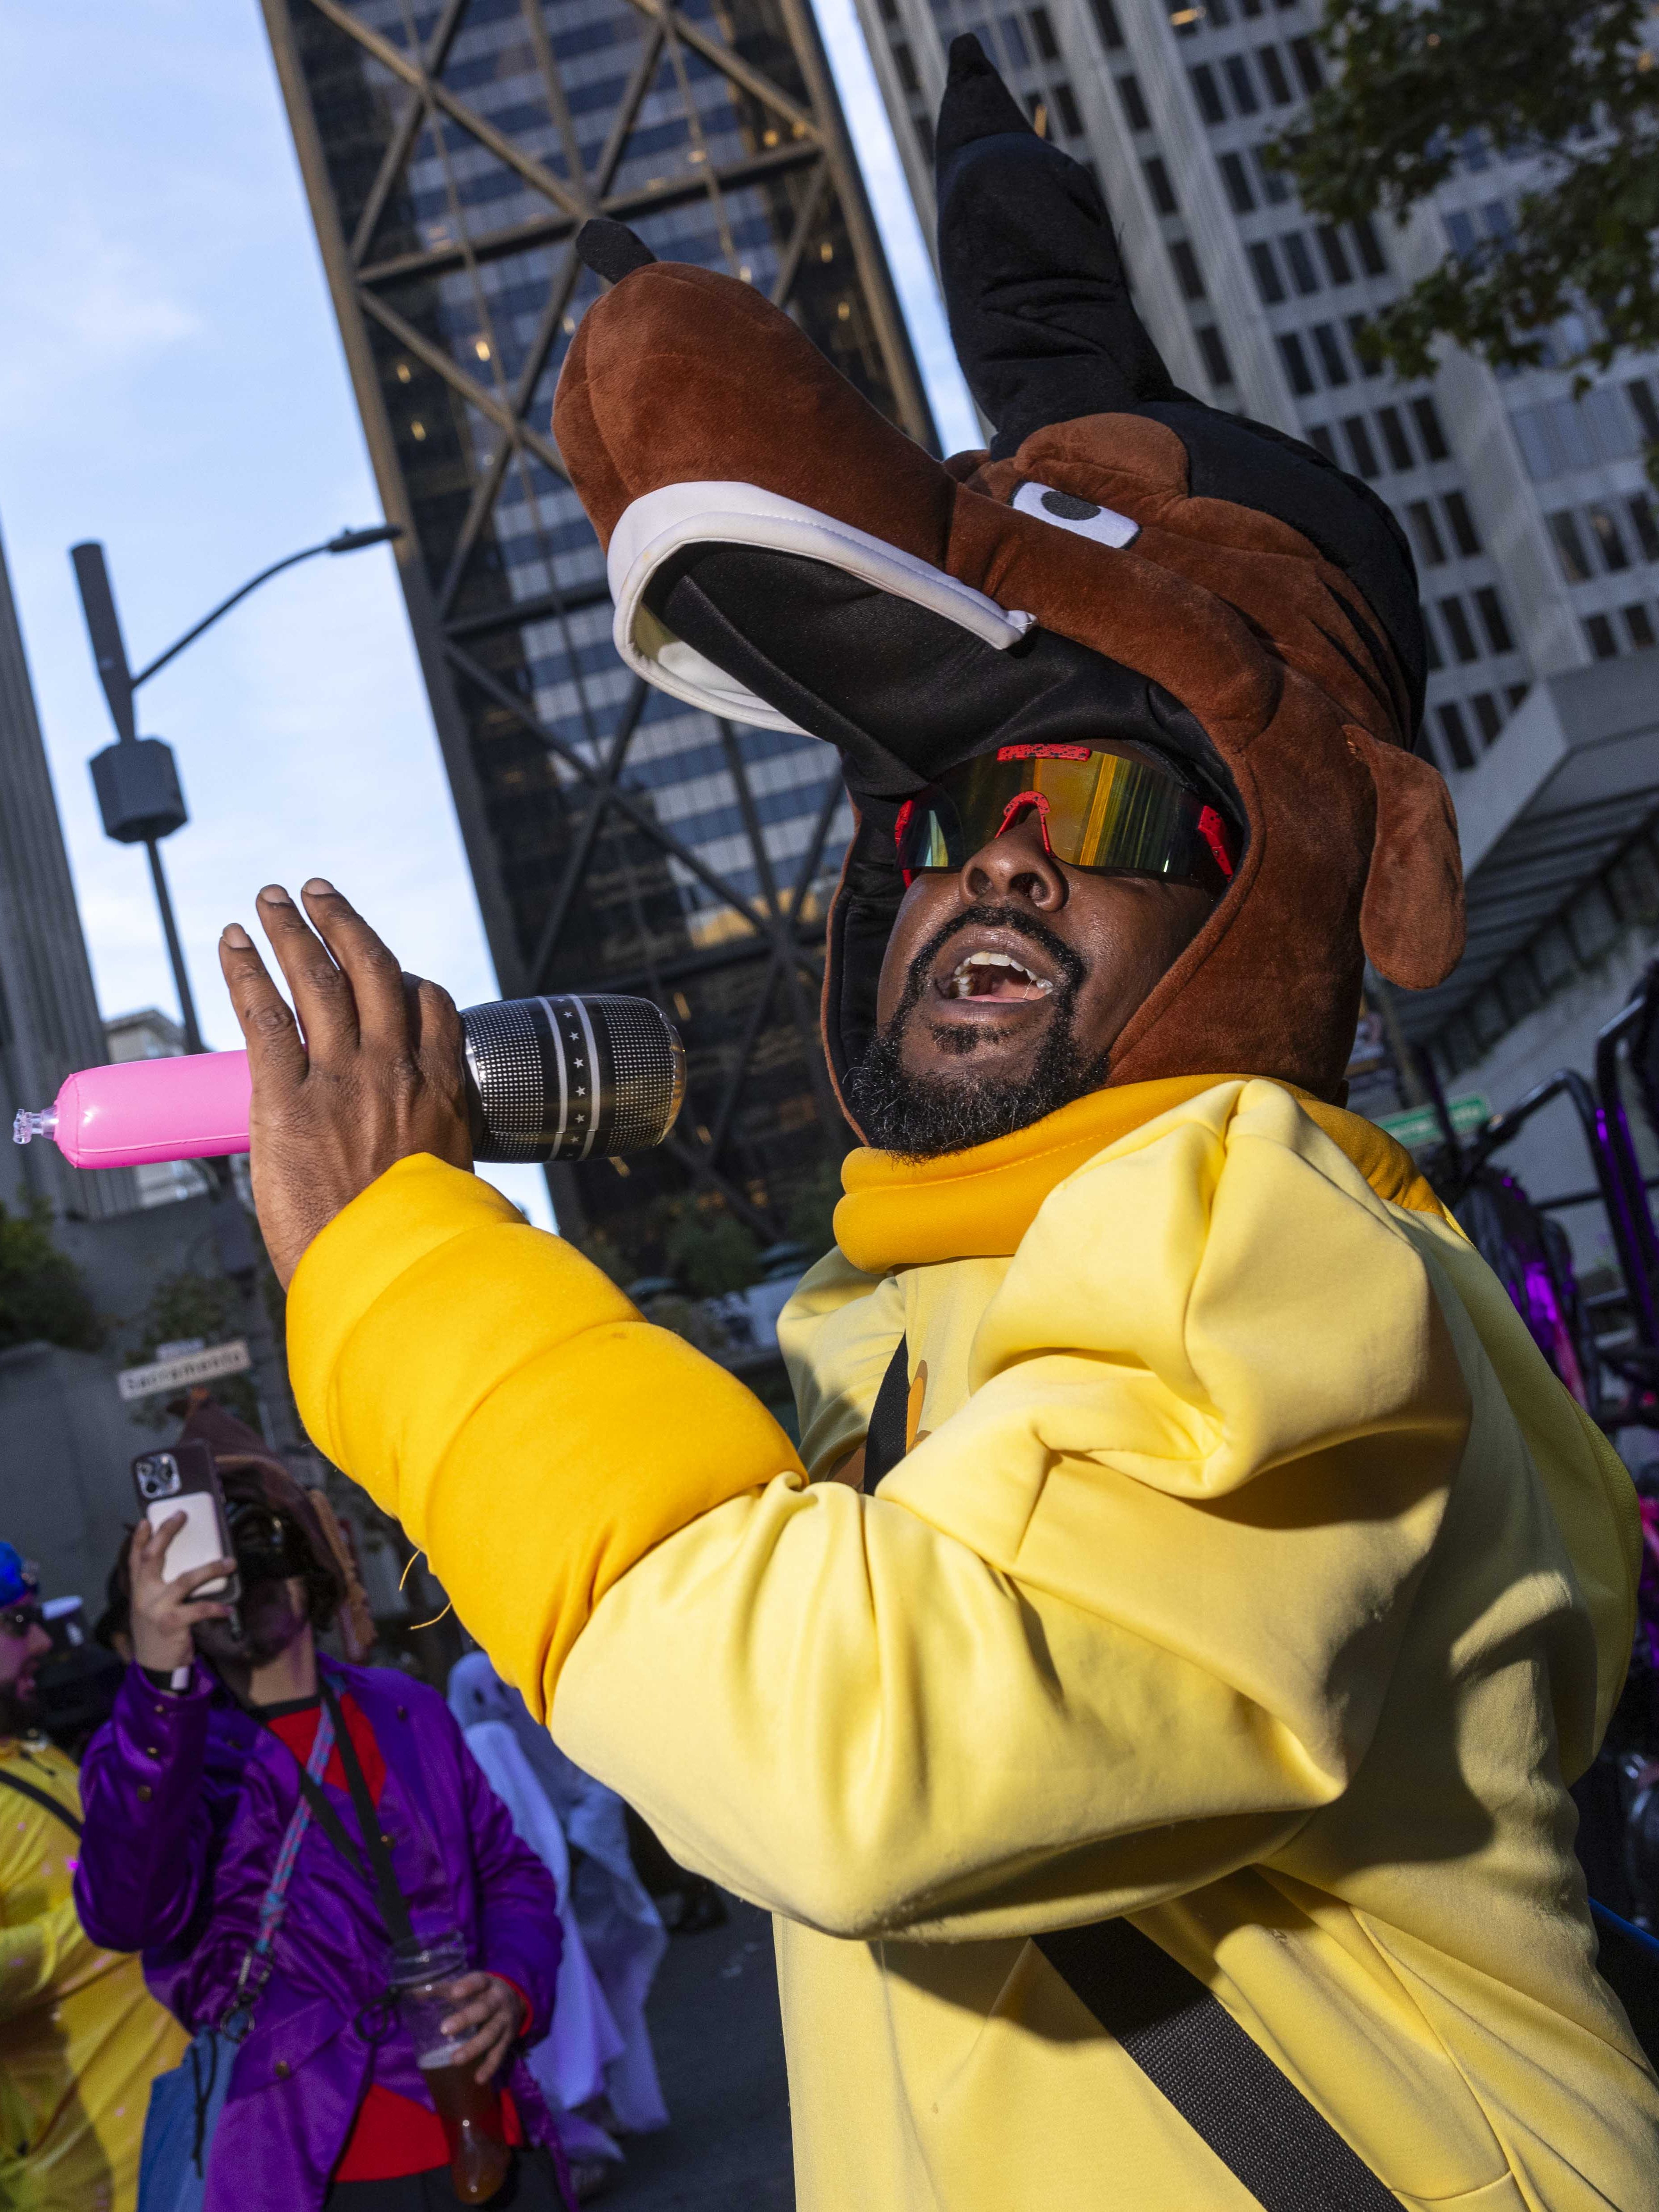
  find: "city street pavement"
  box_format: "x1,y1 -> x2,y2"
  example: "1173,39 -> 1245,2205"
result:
606,1897 -> 795,2209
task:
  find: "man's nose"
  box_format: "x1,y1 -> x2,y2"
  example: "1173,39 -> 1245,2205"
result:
28,1624 -> 51,1660
959,813 -> 1068,909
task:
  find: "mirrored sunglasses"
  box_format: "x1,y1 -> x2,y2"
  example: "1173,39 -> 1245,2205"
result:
894,743 -> 1237,896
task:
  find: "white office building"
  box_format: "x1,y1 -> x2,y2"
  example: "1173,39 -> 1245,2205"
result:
855,0 -> 1659,1216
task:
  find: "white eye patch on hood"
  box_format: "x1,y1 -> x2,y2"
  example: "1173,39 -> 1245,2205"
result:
1011,479 -> 1141,549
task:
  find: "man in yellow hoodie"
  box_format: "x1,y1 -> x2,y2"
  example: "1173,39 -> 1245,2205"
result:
218,42 -> 1659,2212
0,1545 -> 187,2210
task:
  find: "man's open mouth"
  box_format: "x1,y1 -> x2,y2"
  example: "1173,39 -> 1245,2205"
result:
938,949 -> 1056,1003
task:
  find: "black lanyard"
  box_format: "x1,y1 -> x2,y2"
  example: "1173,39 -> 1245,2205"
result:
257,1674 -> 414,1950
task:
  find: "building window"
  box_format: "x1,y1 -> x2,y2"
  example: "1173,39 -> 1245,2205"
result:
893,40 -> 920,93
1411,395 -> 1450,461
1407,500 -> 1446,565
1629,377 -> 1659,443
1282,231 -> 1320,294
1171,3 -> 1202,34
1344,315 -> 1380,375
1257,43 -> 1293,102
1091,0 -> 1126,47
1248,241 -> 1284,304
1548,512 -> 1591,583
998,15 -> 1031,66
1587,504 -> 1631,572
1436,701 -> 1476,771
1474,586 -> 1513,653
1351,216 -> 1388,277
1585,613 -> 1619,659
1188,64 -> 1224,123
1053,80 -> 1084,134
1253,144 -> 1291,202
1441,489 -> 1481,556
1311,323 -> 1348,384
1438,595 -> 1479,662
1341,415 -> 1380,477
1223,55 -> 1260,113
1029,4 -> 1059,59
1629,494 -> 1659,564
1470,692 -> 1503,745
1278,331 -> 1315,396
1197,324 -> 1234,387
1115,73 -> 1149,129
1422,610 -> 1443,670
1170,239 -> 1207,299
1144,155 -> 1180,214
1375,405 -> 1414,470
1307,424 -> 1337,462
1316,225 -> 1353,285
914,112 -> 936,160
1626,604 -> 1658,649
1218,149 -> 1255,212
1290,33 -> 1323,89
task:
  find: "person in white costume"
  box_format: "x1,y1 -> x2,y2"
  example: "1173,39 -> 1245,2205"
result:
447,1655 -> 669,2142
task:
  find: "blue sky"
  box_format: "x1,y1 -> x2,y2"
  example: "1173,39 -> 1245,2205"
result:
0,1 -> 972,1229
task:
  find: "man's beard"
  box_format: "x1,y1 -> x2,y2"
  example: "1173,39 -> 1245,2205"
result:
195,1578 -> 308,1674
844,904 -> 1109,1159
0,1677 -> 38,1738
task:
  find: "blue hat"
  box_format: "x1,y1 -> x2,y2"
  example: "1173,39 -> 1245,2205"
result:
0,1544 -> 40,1610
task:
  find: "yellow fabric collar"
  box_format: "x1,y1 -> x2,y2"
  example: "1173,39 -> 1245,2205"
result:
833,1074 -> 1445,1272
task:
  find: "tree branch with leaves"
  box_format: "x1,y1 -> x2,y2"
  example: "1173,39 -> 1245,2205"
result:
1278,0 -> 1659,397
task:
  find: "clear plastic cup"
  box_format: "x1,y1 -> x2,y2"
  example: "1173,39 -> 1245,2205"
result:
389,1934 -> 511,2204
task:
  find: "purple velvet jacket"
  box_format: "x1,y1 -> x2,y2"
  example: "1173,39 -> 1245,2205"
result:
75,1657 -> 567,2211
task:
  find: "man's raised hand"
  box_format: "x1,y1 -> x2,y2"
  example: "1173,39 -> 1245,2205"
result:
218,881 -> 472,1288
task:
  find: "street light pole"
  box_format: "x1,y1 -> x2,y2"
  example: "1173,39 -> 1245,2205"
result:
70,525 -> 402,1052
69,523 -> 403,1445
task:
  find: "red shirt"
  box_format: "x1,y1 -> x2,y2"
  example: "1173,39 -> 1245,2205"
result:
263,1694 -> 526,2182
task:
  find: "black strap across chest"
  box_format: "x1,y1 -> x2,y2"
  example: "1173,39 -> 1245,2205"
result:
255,1674 -> 414,1950
0,1763 -> 83,1838
859,1334 -> 1396,2210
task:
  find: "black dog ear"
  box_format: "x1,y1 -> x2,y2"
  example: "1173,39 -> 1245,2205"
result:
934,34 -> 1177,457
575,218 -> 656,285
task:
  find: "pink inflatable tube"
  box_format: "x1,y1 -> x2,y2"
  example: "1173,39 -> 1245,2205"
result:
16,1052 -> 252,1170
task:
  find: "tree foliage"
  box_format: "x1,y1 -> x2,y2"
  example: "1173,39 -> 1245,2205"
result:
127,1267 -> 262,1432
0,1199 -> 103,1354
1280,0 -> 1659,384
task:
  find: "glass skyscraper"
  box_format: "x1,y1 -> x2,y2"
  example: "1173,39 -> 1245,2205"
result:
262,0 -> 931,1255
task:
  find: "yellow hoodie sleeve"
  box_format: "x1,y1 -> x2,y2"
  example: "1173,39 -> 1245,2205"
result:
285,1155 -> 804,1713
548,1082 -> 1473,1939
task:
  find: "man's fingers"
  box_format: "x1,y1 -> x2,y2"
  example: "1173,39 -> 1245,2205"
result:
255,885 -> 359,1059
174,1558 -> 237,1597
301,880 -> 412,1052
219,922 -> 308,1081
145,1512 -> 186,1570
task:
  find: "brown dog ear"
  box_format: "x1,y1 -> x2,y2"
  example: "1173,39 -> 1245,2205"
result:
1350,727 -> 1466,989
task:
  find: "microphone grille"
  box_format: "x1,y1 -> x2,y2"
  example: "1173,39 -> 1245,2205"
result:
585,993 -> 685,1155
461,993 -> 684,1163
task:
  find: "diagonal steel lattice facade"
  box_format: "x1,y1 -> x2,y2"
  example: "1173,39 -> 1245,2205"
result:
261,0 -> 932,1255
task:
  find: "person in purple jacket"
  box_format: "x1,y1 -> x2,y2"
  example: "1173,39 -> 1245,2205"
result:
74,1417 -> 571,2212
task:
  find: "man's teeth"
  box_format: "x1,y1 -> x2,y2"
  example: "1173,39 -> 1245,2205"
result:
945,950 -> 1054,998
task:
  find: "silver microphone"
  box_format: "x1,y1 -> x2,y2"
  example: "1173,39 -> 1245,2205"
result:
461,994 -> 686,1164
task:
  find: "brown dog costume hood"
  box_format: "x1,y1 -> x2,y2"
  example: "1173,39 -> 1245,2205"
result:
551,36 -> 1465,1122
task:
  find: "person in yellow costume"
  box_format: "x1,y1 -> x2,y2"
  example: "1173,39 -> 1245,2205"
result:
216,45 -> 1659,2212
0,1546 -> 187,2211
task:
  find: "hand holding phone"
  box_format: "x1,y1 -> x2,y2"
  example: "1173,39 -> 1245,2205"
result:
128,1517 -> 238,1673
129,1445 -> 239,1674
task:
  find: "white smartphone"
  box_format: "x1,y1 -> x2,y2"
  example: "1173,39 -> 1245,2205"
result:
132,1444 -> 240,1602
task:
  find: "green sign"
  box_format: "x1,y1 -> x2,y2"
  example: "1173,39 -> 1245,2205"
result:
1376,1094 -> 1489,1151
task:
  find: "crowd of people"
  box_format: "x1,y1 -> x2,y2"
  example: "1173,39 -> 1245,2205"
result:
0,1403 -> 671,2212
